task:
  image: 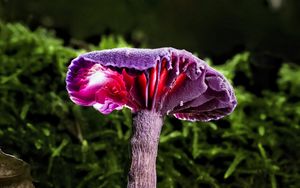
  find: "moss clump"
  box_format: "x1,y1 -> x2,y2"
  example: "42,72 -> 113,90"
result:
0,22 -> 299,188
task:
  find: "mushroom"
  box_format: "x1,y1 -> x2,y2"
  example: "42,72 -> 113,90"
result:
66,47 -> 237,188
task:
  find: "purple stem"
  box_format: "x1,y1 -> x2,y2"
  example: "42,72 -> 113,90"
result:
127,110 -> 163,188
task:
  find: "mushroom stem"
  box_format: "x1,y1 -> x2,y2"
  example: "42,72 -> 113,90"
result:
128,110 -> 163,188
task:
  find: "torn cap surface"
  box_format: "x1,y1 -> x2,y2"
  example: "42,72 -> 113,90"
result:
66,47 -> 237,121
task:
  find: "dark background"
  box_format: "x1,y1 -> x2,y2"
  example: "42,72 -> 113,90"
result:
1,0 -> 300,63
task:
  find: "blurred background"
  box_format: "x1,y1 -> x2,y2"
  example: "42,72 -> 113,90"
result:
2,0 -> 300,61
0,0 -> 300,187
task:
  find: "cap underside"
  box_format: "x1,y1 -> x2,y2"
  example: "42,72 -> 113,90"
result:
66,48 -> 237,121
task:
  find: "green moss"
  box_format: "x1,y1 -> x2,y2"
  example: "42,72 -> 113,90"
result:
0,22 -> 299,188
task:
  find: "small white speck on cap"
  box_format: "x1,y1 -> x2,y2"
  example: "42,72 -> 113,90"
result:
180,101 -> 184,106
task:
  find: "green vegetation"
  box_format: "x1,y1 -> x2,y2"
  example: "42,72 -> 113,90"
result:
0,23 -> 299,188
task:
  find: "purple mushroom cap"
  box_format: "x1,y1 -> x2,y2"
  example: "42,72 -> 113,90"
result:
66,47 -> 237,121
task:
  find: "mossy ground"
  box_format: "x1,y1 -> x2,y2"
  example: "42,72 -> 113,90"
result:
0,23 -> 299,188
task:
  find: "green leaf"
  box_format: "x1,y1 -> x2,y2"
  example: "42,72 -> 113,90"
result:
160,131 -> 182,143
20,103 -> 30,120
224,152 -> 246,179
